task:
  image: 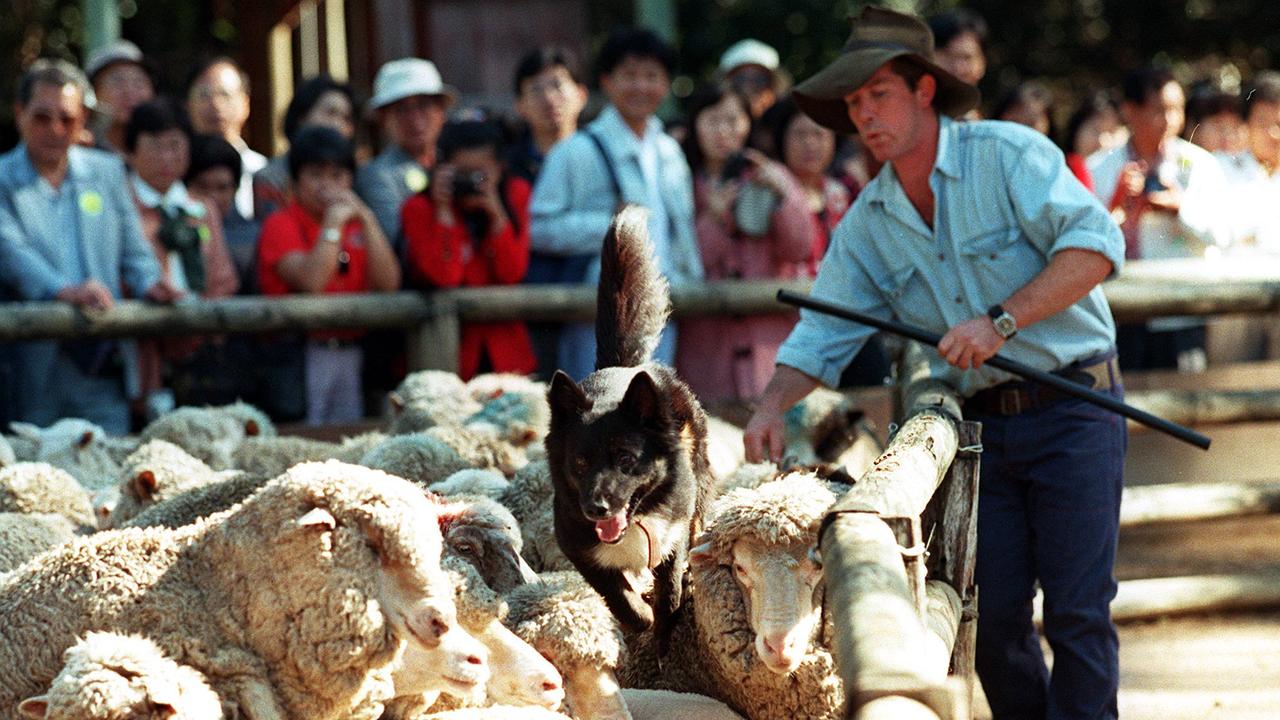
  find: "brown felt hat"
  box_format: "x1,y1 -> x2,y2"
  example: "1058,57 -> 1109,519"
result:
793,5 -> 980,134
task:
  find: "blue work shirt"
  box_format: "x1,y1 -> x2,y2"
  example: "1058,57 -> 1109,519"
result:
776,117 -> 1125,397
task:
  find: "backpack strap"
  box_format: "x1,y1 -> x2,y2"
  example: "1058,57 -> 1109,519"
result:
585,128 -> 623,203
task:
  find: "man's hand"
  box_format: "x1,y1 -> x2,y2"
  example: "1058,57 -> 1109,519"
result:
743,407 -> 786,464
938,316 -> 1005,370
55,280 -> 115,311
143,279 -> 184,304
430,164 -> 456,225
323,189 -> 363,229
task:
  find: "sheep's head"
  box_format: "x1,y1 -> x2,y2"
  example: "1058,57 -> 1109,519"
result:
690,473 -> 834,674
18,632 -> 223,720
439,495 -> 539,594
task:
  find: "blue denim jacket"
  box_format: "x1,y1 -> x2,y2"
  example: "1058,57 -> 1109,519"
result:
777,118 -> 1125,397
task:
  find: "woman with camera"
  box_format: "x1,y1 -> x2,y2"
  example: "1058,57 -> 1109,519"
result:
401,117 -> 536,380
674,84 -> 812,406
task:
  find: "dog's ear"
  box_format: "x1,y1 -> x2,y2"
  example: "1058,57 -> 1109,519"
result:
549,370 -> 592,418
621,371 -> 666,429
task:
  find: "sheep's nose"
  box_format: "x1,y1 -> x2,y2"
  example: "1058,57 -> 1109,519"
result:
762,633 -> 795,664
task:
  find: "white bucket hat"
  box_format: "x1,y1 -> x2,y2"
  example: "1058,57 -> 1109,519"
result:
719,39 -> 780,75
367,58 -> 456,112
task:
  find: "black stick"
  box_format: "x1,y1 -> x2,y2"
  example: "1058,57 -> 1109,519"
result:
777,289 -> 1211,450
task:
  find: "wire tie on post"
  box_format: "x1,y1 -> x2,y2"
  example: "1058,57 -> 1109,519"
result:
957,443 -> 984,455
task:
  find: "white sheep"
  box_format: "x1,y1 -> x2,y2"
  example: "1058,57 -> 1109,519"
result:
623,472 -> 845,720
104,440 -> 230,528
782,387 -> 882,479
463,375 -> 550,451
9,420 -> 130,492
505,571 -> 632,720
122,471 -> 265,530
137,408 -> 249,470
0,433 -> 16,467
0,460 -> 469,720
388,371 -> 484,434
0,512 -> 78,573
0,462 -> 98,532
428,469 -> 510,501
17,632 -> 223,719
497,460 -> 572,573
359,433 -> 473,487
436,494 -> 539,594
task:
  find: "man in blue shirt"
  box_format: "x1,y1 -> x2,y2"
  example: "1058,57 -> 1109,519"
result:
0,60 -> 179,434
529,27 -> 704,381
743,8 -> 1126,719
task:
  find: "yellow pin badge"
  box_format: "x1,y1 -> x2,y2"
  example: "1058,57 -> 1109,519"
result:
78,190 -> 104,216
405,166 -> 429,193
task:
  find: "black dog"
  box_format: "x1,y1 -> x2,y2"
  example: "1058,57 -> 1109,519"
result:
546,206 -> 714,652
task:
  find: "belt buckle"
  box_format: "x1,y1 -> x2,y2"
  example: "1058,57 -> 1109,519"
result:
999,389 -> 1023,415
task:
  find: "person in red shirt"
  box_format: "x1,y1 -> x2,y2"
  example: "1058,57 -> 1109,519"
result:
257,125 -> 401,425
402,117 -> 535,379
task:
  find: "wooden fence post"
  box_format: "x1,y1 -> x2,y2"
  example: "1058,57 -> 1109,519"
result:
406,297 -> 459,373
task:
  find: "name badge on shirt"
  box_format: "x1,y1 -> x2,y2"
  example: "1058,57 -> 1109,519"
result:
405,167 -> 428,193
79,190 -> 104,216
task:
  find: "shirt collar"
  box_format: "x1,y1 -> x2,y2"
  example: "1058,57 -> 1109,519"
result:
862,114 -> 957,206
596,105 -> 663,156
131,174 -> 204,217
14,144 -> 89,188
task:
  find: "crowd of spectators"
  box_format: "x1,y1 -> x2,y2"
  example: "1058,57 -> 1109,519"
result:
3,9 -> 1280,430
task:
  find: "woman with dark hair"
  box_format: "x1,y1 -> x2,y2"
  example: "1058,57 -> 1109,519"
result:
254,75 -> 357,216
994,81 -> 1056,138
401,117 -> 536,379
1061,91 -> 1127,191
124,97 -> 239,414
257,126 -> 400,424
674,84 -> 812,406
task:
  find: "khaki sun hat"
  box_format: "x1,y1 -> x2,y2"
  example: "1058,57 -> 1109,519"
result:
367,58 -> 456,113
793,5 -> 980,134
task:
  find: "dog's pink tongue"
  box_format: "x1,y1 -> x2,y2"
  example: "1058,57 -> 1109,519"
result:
595,513 -> 628,543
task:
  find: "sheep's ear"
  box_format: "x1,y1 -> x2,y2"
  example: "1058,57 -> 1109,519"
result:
9,422 -> 40,440
388,391 -> 406,414
17,696 -> 49,718
132,470 -> 159,501
77,430 -> 96,449
621,372 -> 663,428
297,507 -> 337,530
549,371 -> 591,417
689,541 -> 716,568
244,419 -> 261,437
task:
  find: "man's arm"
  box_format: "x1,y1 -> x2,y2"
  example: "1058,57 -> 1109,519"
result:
355,160 -> 407,252
743,365 -> 821,463
528,135 -> 618,257
938,248 -> 1113,369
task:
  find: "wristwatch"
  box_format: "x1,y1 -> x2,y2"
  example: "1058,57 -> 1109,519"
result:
987,304 -> 1018,339
321,227 -> 342,244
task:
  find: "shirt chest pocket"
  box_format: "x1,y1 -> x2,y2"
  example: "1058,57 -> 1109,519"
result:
875,258 -> 934,328
958,226 -> 1042,301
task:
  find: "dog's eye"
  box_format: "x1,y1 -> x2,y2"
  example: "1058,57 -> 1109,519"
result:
615,451 -> 638,474
573,455 -> 589,477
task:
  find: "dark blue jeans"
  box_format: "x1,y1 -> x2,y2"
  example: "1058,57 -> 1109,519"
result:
971,386 -> 1126,720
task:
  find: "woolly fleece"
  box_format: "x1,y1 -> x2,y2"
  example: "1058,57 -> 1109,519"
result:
0,463 -> 97,531
0,512 -> 77,573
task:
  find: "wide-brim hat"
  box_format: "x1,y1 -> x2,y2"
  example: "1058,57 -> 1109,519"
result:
793,5 -> 980,134
367,58 -> 457,113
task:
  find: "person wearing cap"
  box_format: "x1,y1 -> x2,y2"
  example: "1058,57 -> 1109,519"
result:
357,57 -> 455,253
742,7 -> 1126,719
186,56 -> 266,222
0,59 -> 179,434
719,38 -> 786,120
84,39 -> 156,154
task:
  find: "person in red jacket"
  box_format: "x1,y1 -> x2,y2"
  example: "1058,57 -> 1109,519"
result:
402,117 -> 536,379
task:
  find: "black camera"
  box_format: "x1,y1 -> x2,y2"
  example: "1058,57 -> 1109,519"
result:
720,151 -> 751,182
452,170 -> 488,199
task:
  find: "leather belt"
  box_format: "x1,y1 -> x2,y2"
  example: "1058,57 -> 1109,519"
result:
965,352 -> 1121,417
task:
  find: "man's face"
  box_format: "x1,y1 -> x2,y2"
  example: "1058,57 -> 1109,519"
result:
727,64 -> 777,118
302,90 -> 355,140
516,66 -> 587,138
187,62 -> 250,140
16,81 -> 86,170
600,56 -> 670,126
843,64 -> 937,163
381,94 -> 447,159
1123,81 -> 1185,149
129,128 -> 190,195
94,61 -> 154,124
1248,100 -> 1280,168
935,31 -> 986,88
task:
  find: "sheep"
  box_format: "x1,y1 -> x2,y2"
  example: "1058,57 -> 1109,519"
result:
436,494 -> 539,594
360,434 -> 473,487
505,571 -> 632,720
387,555 -> 562,719
0,463 -> 97,532
421,708 -> 570,720
122,471 -> 266,530
497,461 -> 572,573
214,401 -> 277,439
0,513 -> 78,573
17,631 -> 223,719
9,420 -> 130,492
782,387 -> 882,480
428,469 -> 510,501
463,376 -> 550,451
105,440 -> 230,528
137,408 -> 250,470
643,472 -> 844,720
230,436 -> 342,479
388,371 -> 484,434
0,460 -> 469,720
704,416 -> 746,484
465,373 -> 546,404
0,433 -> 16,467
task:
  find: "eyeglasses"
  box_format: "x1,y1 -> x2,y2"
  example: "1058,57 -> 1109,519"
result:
29,110 -> 80,128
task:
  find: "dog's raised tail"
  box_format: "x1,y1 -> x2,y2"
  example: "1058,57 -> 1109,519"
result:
595,205 -> 671,370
